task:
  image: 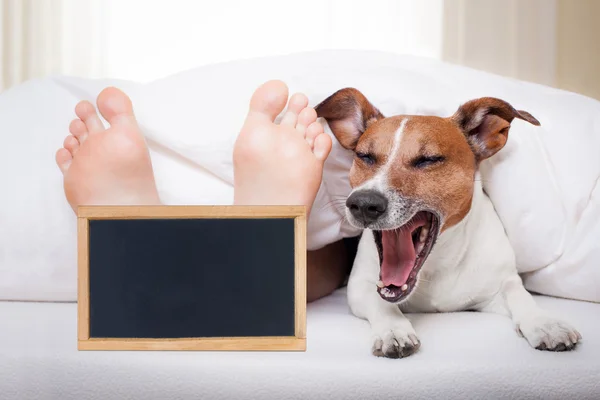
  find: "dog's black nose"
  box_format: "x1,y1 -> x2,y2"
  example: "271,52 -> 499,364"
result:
346,190 -> 388,225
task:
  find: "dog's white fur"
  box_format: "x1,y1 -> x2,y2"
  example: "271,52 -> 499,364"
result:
347,163 -> 581,358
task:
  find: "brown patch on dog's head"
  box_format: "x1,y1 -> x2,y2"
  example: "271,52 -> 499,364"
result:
386,116 -> 477,230
316,89 -> 540,232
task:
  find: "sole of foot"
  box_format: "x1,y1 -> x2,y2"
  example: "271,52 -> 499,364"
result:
232,80 -> 332,218
56,87 -> 160,214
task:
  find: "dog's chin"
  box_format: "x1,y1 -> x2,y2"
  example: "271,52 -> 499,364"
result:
370,211 -> 440,304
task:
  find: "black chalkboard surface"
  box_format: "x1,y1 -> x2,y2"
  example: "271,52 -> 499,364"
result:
77,206 -> 306,351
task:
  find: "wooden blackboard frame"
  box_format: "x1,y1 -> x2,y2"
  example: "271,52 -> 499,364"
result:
77,205 -> 307,351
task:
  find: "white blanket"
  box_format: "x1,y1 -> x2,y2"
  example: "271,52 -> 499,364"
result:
1,50 -> 599,302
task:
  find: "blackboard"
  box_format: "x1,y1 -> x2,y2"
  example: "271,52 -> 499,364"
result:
77,206 -> 306,351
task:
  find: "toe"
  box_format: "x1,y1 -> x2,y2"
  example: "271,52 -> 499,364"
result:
312,133 -> 332,162
288,93 -> 309,115
75,100 -> 105,135
280,93 -> 308,127
408,334 -> 421,348
280,111 -> 297,127
371,338 -> 385,357
97,87 -> 137,126
55,148 -> 72,173
305,121 -> 324,148
63,135 -> 79,155
568,331 -> 580,344
248,80 -> 289,122
69,119 -> 88,143
296,107 -> 317,135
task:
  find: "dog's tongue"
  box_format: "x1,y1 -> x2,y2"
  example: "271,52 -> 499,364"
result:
381,229 -> 415,287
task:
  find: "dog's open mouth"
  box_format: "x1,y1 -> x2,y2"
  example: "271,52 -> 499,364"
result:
375,211 -> 440,303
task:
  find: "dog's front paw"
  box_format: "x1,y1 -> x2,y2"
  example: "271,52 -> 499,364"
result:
371,326 -> 421,359
517,315 -> 582,351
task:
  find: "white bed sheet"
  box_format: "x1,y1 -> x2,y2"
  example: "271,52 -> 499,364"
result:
1,288 -> 599,400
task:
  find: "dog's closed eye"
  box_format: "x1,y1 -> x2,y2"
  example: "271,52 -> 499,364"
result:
412,155 -> 445,169
356,152 -> 376,166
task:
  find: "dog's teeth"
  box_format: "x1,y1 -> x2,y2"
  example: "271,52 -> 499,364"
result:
401,284 -> 408,291
376,280 -> 384,288
419,226 -> 429,243
416,242 -> 424,254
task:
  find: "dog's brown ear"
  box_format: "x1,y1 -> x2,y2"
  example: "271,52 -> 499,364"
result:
315,88 -> 384,150
452,97 -> 540,161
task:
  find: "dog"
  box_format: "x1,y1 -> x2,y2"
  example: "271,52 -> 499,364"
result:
315,88 -> 582,359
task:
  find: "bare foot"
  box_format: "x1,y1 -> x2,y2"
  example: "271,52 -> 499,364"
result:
233,80 -> 332,217
55,87 -> 160,213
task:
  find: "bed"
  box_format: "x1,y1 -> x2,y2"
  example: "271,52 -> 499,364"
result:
1,288 -> 599,399
1,50 -> 599,399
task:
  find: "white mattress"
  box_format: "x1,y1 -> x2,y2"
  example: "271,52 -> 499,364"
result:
1,288 -> 599,399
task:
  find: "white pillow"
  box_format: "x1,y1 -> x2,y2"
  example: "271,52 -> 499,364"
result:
1,50 -> 599,303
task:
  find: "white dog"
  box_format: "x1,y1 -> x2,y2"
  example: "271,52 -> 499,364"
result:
316,88 -> 582,358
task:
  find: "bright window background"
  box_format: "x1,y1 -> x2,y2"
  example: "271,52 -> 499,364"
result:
102,0 -> 444,82
2,0 -> 598,99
